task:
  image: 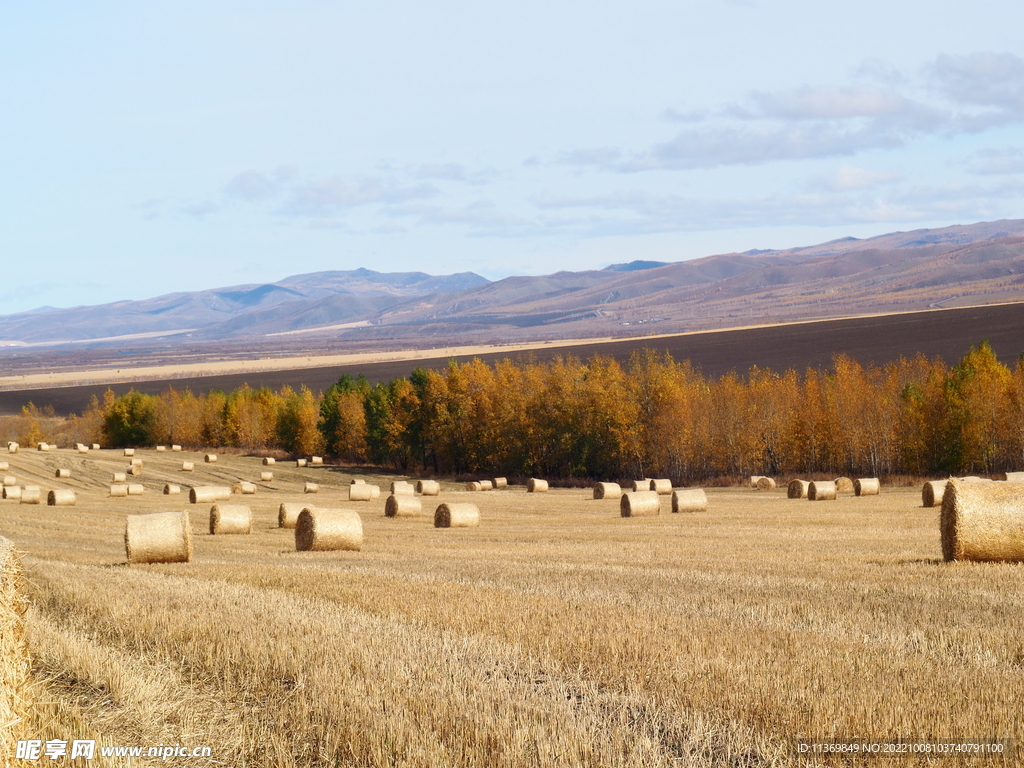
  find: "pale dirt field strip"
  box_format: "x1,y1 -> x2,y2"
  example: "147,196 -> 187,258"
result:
1,446 -> 1021,766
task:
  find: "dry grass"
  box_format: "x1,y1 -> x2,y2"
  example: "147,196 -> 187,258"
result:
0,448 -> 1021,766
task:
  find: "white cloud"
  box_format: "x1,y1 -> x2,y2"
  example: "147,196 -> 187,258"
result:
809,164 -> 903,192
972,147 -> 1024,175
279,176 -> 437,217
223,167 -> 297,201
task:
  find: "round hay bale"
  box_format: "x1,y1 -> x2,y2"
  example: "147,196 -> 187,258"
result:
650,479 -> 673,495
181,462 -> 194,472
750,475 -> 764,487
671,488 -> 707,513
1,477 -> 15,487
369,485 -> 380,500
296,458 -> 308,467
922,479 -> 947,507
204,454 -> 217,463
209,504 -> 252,535
631,479 -> 651,492
941,479 -> 1024,562
310,456 -> 323,465
2,486 -> 21,500
163,484 -> 181,495
126,484 -> 144,496
349,483 -> 373,501
465,481 -> 483,492
125,510 -> 192,564
262,457 -> 275,466
621,490 -> 660,517
834,477 -> 854,493
385,494 -> 423,518
47,489 -> 76,506
303,482 -> 319,494
54,468 -> 70,479
109,484 -> 128,498
808,480 -> 837,501
391,481 -> 414,495
123,448 -> 135,457
788,479 -> 810,499
130,458 -> 143,467
416,479 -> 440,496
593,482 -> 622,500
350,478 -> 365,485
19,487 -> 41,505
480,480 -> 494,491
1002,471 -> 1024,482
854,478 -> 880,496
0,537 -> 31,757
156,445 -> 166,452
260,471 -> 273,482
434,502 -> 480,528
492,477 -> 508,488
171,445 -> 182,452
76,443 -> 88,453
278,502 -> 307,529
37,442 -> 49,452
127,465 -> 142,476
755,477 -> 776,491
295,507 -> 363,551
112,472 -> 127,483
7,442 -> 19,454
90,443 -> 100,450
527,478 -> 548,493
232,482 -> 257,495
189,486 -> 230,504
0,463 -> 6,472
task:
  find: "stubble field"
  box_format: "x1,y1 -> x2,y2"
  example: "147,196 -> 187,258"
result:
1,448 -> 1022,766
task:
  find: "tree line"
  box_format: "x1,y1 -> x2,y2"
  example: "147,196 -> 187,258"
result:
5,341 -> 1023,482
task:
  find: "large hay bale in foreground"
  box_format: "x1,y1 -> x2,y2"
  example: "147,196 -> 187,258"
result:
164,484 -> 181,495
416,479 -> 440,496
209,504 -> 252,535
278,502 -> 307,529
649,479 -> 673,495
755,477 -> 776,491
55,468 -> 70,479
671,488 -> 707,513
20,487 -> 41,505
434,502 -> 480,528
303,482 -> 319,494
112,472 -> 127,483
621,490 -> 660,517
922,480 -> 947,508
593,482 -> 622,500
181,462 -> 194,472
126,484 -> 145,496
808,480 -> 837,501
834,477 -> 854,493
788,479 -> 810,499
232,482 -> 257,495
260,471 -> 273,482
189,486 -> 231,504
527,478 -> 548,493
385,494 -> 423,518
204,454 -> 217,464
263,457 -> 275,466
941,479 -> 1024,562
47,489 -> 75,506
1003,471 -> 1024,482
854,478 -> 880,496
125,510 -> 192,564
0,537 -> 31,757
349,483 -> 374,501
295,507 -> 363,551
109,484 -> 129,498
492,477 -> 507,488
391,480 -> 414,495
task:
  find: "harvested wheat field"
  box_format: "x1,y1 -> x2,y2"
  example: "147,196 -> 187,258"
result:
0,449 -> 1021,766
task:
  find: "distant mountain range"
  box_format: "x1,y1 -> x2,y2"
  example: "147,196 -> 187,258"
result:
3,219 -> 1024,347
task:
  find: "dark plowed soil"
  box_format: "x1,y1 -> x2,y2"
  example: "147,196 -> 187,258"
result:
4,303 -> 1024,416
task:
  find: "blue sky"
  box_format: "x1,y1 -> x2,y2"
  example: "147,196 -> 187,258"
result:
2,1 -> 1023,314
